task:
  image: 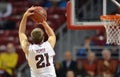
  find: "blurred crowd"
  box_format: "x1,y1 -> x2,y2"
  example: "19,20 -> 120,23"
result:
0,0 -> 67,30
0,43 -> 18,77
54,33 -> 120,77
55,50 -> 119,77
0,41 -> 120,77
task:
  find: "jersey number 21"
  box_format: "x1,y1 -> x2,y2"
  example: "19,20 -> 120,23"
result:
35,53 -> 50,68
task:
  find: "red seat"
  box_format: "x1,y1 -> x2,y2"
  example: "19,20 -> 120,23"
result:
47,7 -> 66,15
13,37 -> 20,45
12,1 -> 28,7
0,37 -> 9,45
0,30 -> 5,36
5,30 -> 18,37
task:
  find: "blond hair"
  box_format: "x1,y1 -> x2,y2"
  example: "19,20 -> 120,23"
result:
31,28 -> 44,43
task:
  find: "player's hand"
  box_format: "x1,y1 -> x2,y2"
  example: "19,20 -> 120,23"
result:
24,6 -> 36,17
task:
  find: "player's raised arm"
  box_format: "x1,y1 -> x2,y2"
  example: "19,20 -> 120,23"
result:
41,21 -> 56,48
19,7 -> 35,54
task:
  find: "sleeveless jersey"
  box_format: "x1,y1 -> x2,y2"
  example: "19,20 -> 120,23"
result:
27,41 -> 56,77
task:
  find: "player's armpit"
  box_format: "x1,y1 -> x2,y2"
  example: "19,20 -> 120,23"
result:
19,33 -> 29,55
48,36 -> 56,48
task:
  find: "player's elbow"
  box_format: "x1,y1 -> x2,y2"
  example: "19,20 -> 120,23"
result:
48,36 -> 56,42
18,30 -> 24,34
54,36 -> 56,41
53,36 -> 56,44
52,35 -> 56,41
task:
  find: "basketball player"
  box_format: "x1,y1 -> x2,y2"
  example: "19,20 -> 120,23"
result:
18,6 -> 56,77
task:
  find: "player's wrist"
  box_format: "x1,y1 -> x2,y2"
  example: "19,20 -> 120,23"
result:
41,21 -> 47,25
23,14 -> 29,19
23,13 -> 28,17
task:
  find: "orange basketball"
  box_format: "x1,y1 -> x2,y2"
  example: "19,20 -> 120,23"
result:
30,6 -> 47,23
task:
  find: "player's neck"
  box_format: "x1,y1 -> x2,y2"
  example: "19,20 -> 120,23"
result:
34,41 -> 43,45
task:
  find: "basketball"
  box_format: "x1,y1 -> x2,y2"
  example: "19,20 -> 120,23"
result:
30,6 -> 47,23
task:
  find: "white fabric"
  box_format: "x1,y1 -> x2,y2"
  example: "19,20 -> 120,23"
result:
27,41 -> 56,77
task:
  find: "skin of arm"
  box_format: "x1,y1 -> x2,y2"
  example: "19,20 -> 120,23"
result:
19,6 -> 56,55
19,7 -> 35,56
41,21 -> 56,48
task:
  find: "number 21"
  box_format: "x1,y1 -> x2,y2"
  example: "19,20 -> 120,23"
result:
35,53 -> 50,68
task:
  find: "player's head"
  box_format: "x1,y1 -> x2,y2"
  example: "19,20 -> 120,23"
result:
31,28 -> 44,43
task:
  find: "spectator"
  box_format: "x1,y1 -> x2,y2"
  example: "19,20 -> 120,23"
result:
0,70 -> 11,77
114,62 -> 120,77
44,0 -> 58,7
61,51 -> 76,77
83,37 -> 95,49
0,57 -> 9,77
66,70 -> 75,77
114,64 -> 120,77
54,62 -> 62,77
0,43 -> 18,77
44,0 -> 52,7
83,52 -> 97,77
28,0 -> 47,6
91,30 -> 106,46
58,0 -> 67,8
77,36 -> 95,58
75,61 -> 90,77
97,49 -> 118,77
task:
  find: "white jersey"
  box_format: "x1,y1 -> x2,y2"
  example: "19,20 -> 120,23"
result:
27,41 -> 56,77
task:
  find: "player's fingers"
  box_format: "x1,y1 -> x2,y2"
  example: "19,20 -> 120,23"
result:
31,5 -> 34,7
27,9 -> 35,14
28,7 -> 36,12
29,12 -> 34,15
29,5 -> 36,8
29,8 -> 36,11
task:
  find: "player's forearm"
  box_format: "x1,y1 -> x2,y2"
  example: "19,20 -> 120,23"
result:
42,21 -> 56,37
19,15 -> 28,33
